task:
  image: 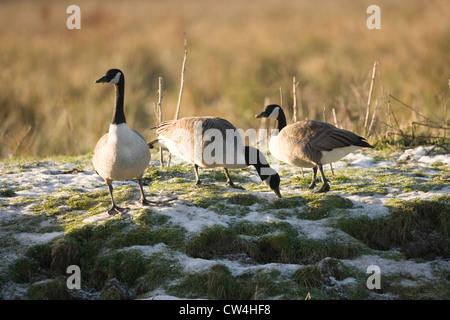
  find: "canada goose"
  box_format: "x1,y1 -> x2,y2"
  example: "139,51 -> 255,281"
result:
256,104 -> 373,192
93,69 -> 151,215
149,117 -> 282,198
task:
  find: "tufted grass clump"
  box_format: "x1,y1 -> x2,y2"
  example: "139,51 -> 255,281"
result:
255,232 -> 367,265
227,193 -> 260,206
186,225 -> 254,260
27,278 -> 70,300
303,194 -> 353,220
335,195 -> 450,259
168,264 -> 238,300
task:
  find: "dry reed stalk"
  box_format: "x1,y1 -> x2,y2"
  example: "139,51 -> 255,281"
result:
174,35 -> 188,121
292,76 -> 299,123
364,61 -> 378,131
292,79 -> 304,176
288,85 -> 306,177
330,107 -> 337,175
257,97 -> 269,153
367,98 -> 379,138
332,108 -> 338,127
279,87 -> 283,108
387,95 -> 406,141
387,131 -> 447,142
389,94 -> 433,123
168,36 -> 188,167
157,76 -> 164,167
254,284 -> 259,300
257,119 -> 265,150
412,122 -> 450,130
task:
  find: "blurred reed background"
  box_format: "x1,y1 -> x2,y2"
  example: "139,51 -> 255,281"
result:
0,0 -> 449,158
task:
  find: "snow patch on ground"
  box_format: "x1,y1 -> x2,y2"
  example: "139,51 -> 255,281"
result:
341,254 -> 443,279
0,146 -> 449,299
15,232 -> 63,244
398,146 -> 450,167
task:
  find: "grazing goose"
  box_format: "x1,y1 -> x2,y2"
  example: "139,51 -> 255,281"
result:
256,104 -> 373,192
149,117 -> 282,198
93,69 -> 151,215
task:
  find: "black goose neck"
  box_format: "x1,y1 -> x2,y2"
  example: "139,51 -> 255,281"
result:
112,79 -> 126,125
276,107 -> 287,131
244,146 -> 271,181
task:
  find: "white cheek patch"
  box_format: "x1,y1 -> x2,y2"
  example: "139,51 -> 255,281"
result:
109,72 -> 122,84
269,107 -> 279,119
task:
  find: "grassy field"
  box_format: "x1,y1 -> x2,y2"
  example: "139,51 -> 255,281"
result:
0,0 -> 449,302
0,0 -> 449,157
0,146 -> 449,300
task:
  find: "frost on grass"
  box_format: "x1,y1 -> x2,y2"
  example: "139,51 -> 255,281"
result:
0,146 -> 449,300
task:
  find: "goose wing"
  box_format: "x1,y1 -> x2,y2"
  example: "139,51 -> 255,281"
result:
307,123 -> 372,152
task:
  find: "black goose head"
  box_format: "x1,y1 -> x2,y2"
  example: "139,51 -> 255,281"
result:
255,104 -> 282,120
95,69 -> 124,85
263,171 -> 282,199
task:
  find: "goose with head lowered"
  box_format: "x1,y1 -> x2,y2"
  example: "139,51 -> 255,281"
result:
149,116 -> 282,198
256,104 -> 374,192
93,69 -> 152,215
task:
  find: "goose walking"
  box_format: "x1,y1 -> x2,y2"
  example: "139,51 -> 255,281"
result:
256,104 -> 373,192
149,117 -> 282,198
93,69 -> 151,215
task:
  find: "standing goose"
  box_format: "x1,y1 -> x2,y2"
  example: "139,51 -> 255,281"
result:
149,117 -> 282,198
93,69 -> 151,215
256,104 -> 373,192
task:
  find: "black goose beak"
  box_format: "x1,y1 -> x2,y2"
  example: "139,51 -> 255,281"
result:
255,111 -> 269,119
95,75 -> 108,83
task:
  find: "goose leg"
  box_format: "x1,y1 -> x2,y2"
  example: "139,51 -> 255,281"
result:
106,181 -> 129,215
138,179 -> 155,206
194,164 -> 210,187
317,164 -> 330,193
223,168 -> 245,190
138,179 -> 177,206
308,167 -> 318,189
194,164 -> 202,186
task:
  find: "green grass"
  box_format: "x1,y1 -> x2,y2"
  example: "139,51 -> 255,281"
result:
1,148 -> 449,300
335,195 -> 450,259
186,225 -> 253,260
27,278 -> 70,300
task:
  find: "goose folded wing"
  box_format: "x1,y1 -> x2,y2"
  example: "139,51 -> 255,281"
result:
155,120 -> 178,135
310,129 -> 365,152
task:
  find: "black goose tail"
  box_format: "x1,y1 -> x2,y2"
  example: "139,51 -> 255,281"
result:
355,137 -> 374,149
148,139 -> 160,149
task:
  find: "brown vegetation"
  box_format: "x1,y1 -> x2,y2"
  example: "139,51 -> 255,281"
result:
0,0 -> 448,157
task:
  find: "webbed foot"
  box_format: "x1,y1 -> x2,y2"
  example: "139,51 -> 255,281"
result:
108,205 -> 129,216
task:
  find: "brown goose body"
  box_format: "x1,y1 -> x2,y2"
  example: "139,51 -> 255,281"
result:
149,116 -> 282,198
256,104 -> 373,192
271,119 -> 370,168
